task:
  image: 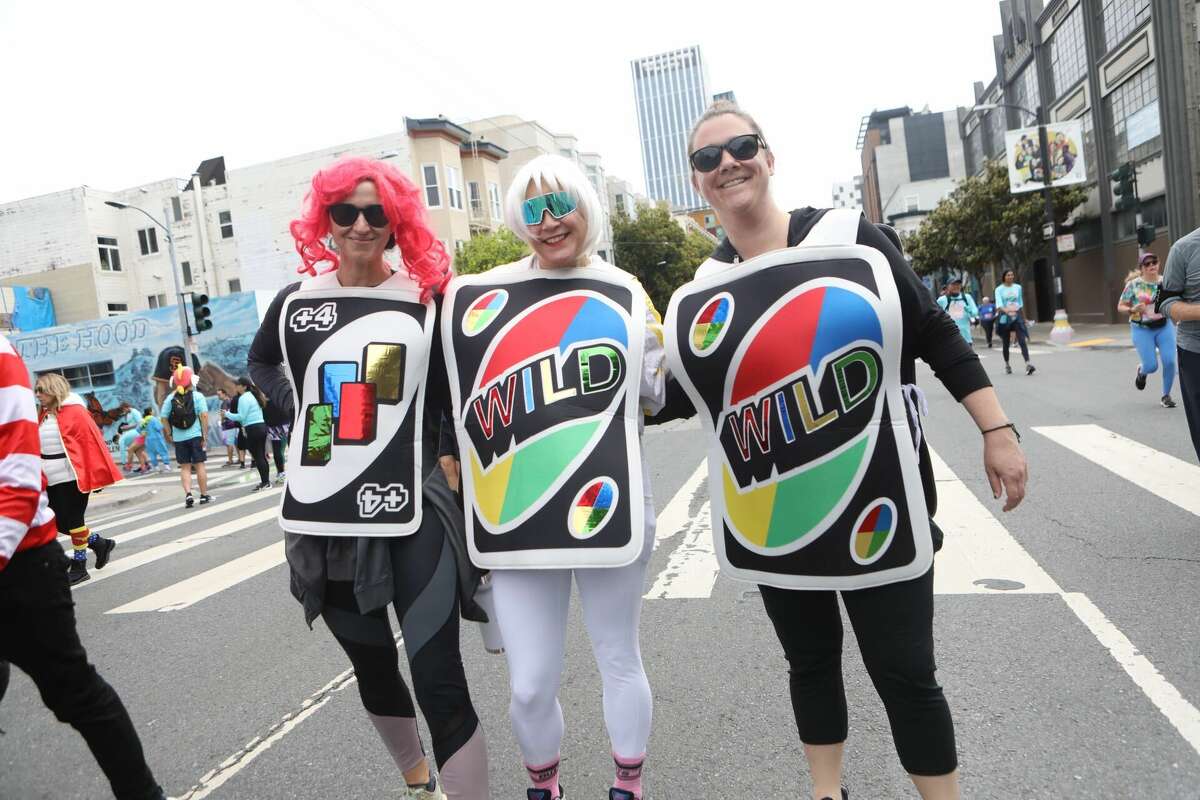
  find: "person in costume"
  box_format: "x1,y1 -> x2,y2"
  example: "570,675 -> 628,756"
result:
936,276 -> 978,347
34,373 -> 123,585
263,393 -> 290,484
446,154 -> 665,800
1118,251 -> 1177,408
159,366 -> 213,508
994,269 -> 1035,375
671,100 -> 1028,800
222,376 -> 272,490
216,388 -> 247,467
140,407 -> 171,472
2,338 -> 168,800
247,156 -> 489,800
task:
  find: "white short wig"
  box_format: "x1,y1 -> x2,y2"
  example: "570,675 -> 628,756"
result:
504,154 -> 603,259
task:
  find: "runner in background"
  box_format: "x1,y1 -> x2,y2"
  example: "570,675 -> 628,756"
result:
994,269 -> 1035,375
1118,252 -> 1177,408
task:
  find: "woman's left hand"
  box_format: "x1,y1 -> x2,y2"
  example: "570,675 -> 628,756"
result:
439,455 -> 461,492
983,430 -> 1027,511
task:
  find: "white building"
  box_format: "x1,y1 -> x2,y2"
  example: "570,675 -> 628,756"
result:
831,177 -> 863,210
631,46 -> 711,211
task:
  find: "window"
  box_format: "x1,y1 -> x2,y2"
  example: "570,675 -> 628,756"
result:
218,210 -> 234,238
171,196 -> 183,222
106,303 -> 128,316
40,361 -> 115,390
446,165 -> 464,210
1009,65 -> 1039,128
1104,64 -> 1160,165
455,240 -> 466,253
1099,0 -> 1151,53
468,181 -> 482,216
1048,6 -> 1087,100
488,183 -> 502,219
228,279 -> 241,293
97,236 -> 121,271
422,165 -> 441,208
181,261 -> 193,286
146,294 -> 168,309
904,195 -> 920,213
985,107 -> 1006,158
137,227 -> 159,256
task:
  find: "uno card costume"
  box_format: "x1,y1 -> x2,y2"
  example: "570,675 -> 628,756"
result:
442,263 -> 646,569
664,208 -> 932,590
277,270 -> 433,535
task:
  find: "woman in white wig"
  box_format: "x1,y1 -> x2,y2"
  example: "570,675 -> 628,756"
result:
466,154 -> 664,800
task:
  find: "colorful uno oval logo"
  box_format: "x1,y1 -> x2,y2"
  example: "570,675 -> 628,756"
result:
568,477 -> 619,539
849,499 -> 897,565
463,289 -> 508,336
690,293 -> 733,356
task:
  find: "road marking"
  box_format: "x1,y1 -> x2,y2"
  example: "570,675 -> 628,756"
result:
71,508 -> 278,591
1069,337 -> 1116,347
645,501 -> 719,599
1062,592 -> 1200,757
653,460 -> 707,547
928,448 -> 1062,595
1034,424 -> 1200,517
107,541 -> 285,614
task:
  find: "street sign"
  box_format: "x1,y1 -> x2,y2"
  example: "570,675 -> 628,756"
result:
1043,222 -> 1055,240
1057,233 -> 1076,252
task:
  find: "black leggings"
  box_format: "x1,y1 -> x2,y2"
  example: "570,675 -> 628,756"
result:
980,318 -> 995,347
320,516 -> 479,772
759,566 -> 956,776
997,320 -> 1030,364
242,423 -> 270,486
46,481 -> 90,533
270,438 -> 286,473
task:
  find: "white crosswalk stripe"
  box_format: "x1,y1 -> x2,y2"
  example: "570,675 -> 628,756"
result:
1034,424 -> 1200,518
108,541 -> 285,614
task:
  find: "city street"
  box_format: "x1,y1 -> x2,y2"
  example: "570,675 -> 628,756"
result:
2,338 -> 1198,799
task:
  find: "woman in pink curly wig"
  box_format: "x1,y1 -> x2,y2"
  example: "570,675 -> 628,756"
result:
289,156 -> 450,300
247,157 -> 490,799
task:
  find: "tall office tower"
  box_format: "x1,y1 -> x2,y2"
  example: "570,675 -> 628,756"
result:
631,46 -> 709,211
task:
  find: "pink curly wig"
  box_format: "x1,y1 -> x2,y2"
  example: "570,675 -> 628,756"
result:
289,157 -> 451,301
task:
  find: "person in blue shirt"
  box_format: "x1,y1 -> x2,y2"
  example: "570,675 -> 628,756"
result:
994,269 -> 1035,375
222,376 -> 270,491
158,366 -> 213,508
140,407 -> 171,472
976,296 -> 997,348
936,276 -> 978,346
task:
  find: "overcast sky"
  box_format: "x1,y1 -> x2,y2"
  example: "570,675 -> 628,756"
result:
0,0 -> 1003,208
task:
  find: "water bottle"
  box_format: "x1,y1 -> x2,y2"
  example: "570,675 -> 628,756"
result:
474,573 -> 505,655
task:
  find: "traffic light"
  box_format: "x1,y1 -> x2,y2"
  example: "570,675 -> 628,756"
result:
191,292 -> 213,332
1110,162 -> 1138,212
1137,224 -> 1156,247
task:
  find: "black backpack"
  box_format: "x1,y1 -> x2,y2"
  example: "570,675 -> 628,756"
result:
169,391 -> 197,430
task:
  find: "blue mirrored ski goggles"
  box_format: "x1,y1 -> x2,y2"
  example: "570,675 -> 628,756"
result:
521,191 -> 578,225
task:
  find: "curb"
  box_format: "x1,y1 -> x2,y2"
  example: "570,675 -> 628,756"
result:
89,487 -> 159,512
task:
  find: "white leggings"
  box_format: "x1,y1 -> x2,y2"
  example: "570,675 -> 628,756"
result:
490,545 -> 653,766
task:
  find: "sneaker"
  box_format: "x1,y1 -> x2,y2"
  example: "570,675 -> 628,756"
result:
400,776 -> 445,799
251,482 -> 270,493
1162,395 -> 1177,408
526,788 -> 563,800
1026,363 -> 1036,375
90,536 -> 116,570
818,789 -> 849,800
67,557 -> 90,585
239,461 -> 247,469
1005,363 -> 1013,374
199,494 -> 214,505
274,471 -> 286,485
1135,367 -> 1147,391
185,493 -> 195,508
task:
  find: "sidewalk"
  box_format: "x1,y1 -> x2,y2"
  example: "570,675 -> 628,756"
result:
973,320 -> 1133,350
89,457 -> 261,512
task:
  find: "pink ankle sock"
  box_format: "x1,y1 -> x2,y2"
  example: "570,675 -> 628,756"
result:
526,758 -> 560,796
613,752 -> 645,797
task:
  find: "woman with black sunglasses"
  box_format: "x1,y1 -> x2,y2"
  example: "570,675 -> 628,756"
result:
248,157 -> 489,800
673,101 -> 1029,800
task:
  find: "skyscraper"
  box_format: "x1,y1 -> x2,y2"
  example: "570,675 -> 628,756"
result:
631,46 -> 709,211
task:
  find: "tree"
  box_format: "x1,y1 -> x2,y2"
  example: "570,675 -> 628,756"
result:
906,160 -> 1088,287
454,227 -> 529,275
612,202 -> 713,314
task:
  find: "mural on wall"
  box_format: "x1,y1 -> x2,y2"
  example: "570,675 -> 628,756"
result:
10,293 -> 266,431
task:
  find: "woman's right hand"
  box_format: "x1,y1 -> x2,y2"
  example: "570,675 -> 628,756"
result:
439,455 -> 460,492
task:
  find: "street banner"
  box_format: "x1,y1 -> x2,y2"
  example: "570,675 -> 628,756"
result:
278,272 -> 433,536
664,208 -> 932,590
1005,119 -> 1088,194
443,264 -> 646,570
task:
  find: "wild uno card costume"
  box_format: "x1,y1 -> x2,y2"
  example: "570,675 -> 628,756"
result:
664,208 -> 932,590
278,271 -> 433,535
442,264 -> 646,569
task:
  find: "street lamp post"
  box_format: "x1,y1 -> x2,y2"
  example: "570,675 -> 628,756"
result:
974,102 -> 1072,315
104,200 -> 198,359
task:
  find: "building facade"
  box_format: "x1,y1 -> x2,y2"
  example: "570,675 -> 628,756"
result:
959,0 -> 1200,323
832,177 -> 864,210
631,46 -> 710,211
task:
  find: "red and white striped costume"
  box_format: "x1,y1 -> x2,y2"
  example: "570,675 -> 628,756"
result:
0,334 -> 57,571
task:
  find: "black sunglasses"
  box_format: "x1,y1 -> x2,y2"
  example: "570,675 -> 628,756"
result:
329,203 -> 389,228
689,134 -> 767,173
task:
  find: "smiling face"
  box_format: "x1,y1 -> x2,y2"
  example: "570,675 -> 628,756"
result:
1141,257 -> 1159,280
329,181 -> 390,264
689,114 -> 774,217
525,182 -> 587,269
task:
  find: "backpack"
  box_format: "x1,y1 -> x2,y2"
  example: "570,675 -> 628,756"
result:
169,391 -> 197,430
